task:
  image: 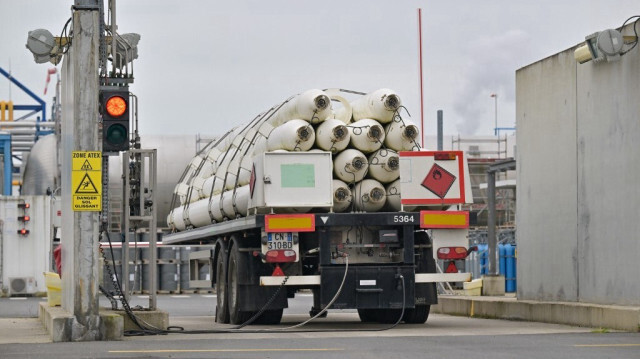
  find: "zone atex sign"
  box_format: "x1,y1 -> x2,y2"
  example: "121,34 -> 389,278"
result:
71,151 -> 102,211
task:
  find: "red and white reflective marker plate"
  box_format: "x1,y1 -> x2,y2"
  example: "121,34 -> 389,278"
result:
399,151 -> 472,206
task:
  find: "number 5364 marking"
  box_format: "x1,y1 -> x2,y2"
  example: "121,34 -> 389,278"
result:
393,215 -> 414,223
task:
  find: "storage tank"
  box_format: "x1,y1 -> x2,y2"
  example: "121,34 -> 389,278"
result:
107,135 -> 203,227
21,134 -> 58,195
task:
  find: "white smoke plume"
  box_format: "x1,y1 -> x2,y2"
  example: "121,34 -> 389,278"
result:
453,29 -> 531,135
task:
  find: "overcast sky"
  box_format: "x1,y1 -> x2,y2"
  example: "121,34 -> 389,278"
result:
0,0 -> 638,140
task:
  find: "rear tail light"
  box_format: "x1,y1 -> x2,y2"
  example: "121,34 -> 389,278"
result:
265,250 -> 297,263
437,246 -> 470,260
434,152 -> 457,160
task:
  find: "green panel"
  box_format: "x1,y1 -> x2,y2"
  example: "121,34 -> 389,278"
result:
281,163 -> 315,188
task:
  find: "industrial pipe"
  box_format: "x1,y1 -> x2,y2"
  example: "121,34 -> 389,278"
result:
0,121 -> 55,128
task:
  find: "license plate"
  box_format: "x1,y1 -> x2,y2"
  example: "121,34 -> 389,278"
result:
267,232 -> 293,250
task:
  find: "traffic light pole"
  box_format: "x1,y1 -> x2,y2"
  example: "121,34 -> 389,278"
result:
60,2 -> 103,340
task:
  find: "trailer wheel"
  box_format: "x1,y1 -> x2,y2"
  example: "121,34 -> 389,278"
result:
228,244 -> 256,324
254,309 -> 283,325
357,309 -> 377,322
375,309 -> 404,324
402,305 -> 431,324
215,241 -> 230,324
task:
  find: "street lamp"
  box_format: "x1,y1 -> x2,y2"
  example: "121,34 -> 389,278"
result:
490,93 -> 498,136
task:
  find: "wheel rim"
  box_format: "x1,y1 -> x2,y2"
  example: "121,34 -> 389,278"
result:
216,255 -> 225,311
229,255 -> 238,313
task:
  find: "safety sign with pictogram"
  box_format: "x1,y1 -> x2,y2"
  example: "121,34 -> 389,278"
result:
422,164 -> 457,199
398,151 -> 470,205
71,151 -> 102,211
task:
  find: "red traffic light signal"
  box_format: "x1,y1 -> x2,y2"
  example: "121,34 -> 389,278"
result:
100,88 -> 130,153
105,95 -> 127,117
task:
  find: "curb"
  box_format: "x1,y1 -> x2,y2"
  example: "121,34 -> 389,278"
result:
432,295 -> 640,332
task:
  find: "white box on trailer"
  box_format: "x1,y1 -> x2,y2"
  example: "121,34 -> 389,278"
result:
248,151 -> 333,211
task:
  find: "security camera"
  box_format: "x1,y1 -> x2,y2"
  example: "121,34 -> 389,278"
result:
26,29 -> 60,64
574,29 -> 624,64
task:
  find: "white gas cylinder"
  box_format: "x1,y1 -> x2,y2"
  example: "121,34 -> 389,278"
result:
333,148 -> 369,183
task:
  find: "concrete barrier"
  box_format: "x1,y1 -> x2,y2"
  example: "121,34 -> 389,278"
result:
38,302 -> 123,341
433,295 -> 640,332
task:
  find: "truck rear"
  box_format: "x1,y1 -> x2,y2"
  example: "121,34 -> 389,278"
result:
163,149 -> 473,325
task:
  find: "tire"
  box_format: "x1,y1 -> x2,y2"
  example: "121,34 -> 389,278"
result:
376,309 -> 404,324
402,305 -> 431,324
215,241 -> 230,324
228,244 -> 256,325
357,309 -> 377,322
254,309 -> 283,325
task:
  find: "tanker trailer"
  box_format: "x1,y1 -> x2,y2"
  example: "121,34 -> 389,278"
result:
162,88 -> 474,325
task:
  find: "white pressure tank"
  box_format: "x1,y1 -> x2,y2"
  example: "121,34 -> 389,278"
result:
267,119 -> 316,152
384,179 -> 401,212
347,118 -> 385,154
333,148 -> 369,183
221,185 -> 250,219
315,118 -> 350,153
367,149 -> 400,184
351,88 -> 401,124
184,198 -> 213,228
352,179 -> 387,212
332,179 -> 353,213
384,119 -> 420,151
269,89 -> 332,126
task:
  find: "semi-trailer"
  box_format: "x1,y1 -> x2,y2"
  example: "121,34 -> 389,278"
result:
162,88 -> 473,325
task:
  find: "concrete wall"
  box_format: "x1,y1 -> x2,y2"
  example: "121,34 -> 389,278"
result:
516,27 -> 640,305
516,50 -> 579,302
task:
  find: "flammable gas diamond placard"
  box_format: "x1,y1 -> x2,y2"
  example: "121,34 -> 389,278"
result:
421,164 -> 456,199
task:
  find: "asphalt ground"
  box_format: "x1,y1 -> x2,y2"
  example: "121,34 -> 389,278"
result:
0,294 -> 638,359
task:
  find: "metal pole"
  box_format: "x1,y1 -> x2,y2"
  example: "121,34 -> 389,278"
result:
122,152 -> 130,301
417,8 -> 424,148
487,170 -> 497,275
149,150 -> 157,310
437,110 -> 443,151
494,94 -> 498,136
60,3 -> 102,340
110,0 -> 117,72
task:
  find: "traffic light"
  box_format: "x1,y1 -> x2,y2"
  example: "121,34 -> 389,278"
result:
100,88 -> 130,152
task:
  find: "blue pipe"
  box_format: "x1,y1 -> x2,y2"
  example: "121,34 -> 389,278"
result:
495,127 -> 516,137
0,67 -> 46,122
12,105 -> 42,111
0,134 -> 12,195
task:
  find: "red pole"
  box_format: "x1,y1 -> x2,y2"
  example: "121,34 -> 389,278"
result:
418,8 -> 424,148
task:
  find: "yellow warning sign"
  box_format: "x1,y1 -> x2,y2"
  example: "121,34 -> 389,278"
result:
72,151 -> 102,211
